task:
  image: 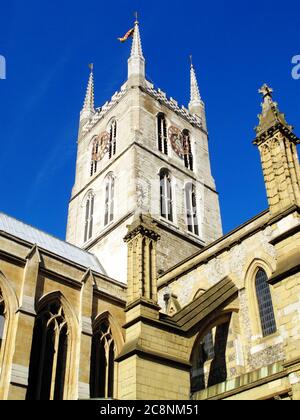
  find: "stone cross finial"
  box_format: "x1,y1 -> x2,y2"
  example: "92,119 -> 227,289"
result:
259,84 -> 273,98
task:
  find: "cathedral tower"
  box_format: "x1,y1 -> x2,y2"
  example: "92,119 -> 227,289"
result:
66,20 -> 222,282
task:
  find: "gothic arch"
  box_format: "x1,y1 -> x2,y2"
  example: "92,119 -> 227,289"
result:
81,189 -> 95,206
244,258 -> 278,338
90,311 -> 124,400
88,134 -> 99,148
92,311 -> 124,355
27,291 -> 79,400
106,116 -> 117,131
0,271 -> 19,400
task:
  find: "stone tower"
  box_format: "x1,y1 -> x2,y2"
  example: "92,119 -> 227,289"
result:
66,19 -> 222,282
254,84 -> 300,215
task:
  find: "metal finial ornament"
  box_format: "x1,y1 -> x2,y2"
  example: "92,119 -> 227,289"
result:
134,11 -> 138,23
89,63 -> 94,72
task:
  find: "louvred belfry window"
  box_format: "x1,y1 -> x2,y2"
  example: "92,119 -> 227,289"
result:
157,114 -> 168,155
182,129 -> 193,171
91,138 -> 99,176
109,121 -> 117,159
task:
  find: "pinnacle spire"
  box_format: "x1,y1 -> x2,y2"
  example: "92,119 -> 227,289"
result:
128,15 -> 145,86
189,57 -> 201,105
130,17 -> 144,59
188,58 -> 204,122
255,84 -> 292,137
81,64 -> 95,121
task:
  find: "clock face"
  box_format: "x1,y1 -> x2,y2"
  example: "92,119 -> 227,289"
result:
168,126 -> 183,157
92,132 -> 110,161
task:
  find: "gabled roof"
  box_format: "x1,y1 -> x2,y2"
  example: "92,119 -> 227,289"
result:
0,212 -> 105,274
162,277 -> 238,333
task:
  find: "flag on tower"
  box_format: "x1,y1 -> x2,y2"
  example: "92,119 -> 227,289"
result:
117,28 -> 134,43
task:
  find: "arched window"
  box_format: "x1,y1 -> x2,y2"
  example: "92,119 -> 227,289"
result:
157,114 -> 168,155
182,129 -> 193,170
191,321 -> 230,394
90,137 -> 99,176
104,174 -> 115,226
0,289 -> 6,361
160,169 -> 173,222
185,183 -> 199,236
255,269 -> 277,337
109,120 -> 117,159
26,301 -> 68,400
84,192 -> 94,243
90,321 -> 115,399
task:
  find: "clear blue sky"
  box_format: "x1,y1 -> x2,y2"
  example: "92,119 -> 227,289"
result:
1,0 -> 300,239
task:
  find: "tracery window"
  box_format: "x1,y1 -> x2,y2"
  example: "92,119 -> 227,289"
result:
26,301 -> 68,400
160,169 -> 173,222
109,120 -> 117,159
255,269 -> 277,337
185,183 -> 199,235
182,129 -> 193,171
104,174 -> 115,226
84,192 -> 94,243
90,321 -> 115,399
157,114 -> 168,155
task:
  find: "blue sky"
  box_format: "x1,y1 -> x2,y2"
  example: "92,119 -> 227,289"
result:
0,0 -> 300,239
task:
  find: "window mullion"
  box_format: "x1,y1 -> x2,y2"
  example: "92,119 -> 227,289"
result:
49,324 -> 60,401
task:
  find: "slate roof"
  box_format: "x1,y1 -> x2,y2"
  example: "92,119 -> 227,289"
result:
0,212 -> 105,274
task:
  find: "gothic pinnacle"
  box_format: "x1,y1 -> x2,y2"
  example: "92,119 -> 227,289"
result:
128,14 -> 145,86
81,63 -> 95,121
188,57 -> 203,118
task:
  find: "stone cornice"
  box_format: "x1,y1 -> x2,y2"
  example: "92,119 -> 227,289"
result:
253,122 -> 300,146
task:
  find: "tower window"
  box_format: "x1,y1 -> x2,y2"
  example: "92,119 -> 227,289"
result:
157,114 -> 168,155
26,301 -> 68,400
160,169 -> 173,222
255,269 -> 277,337
90,321 -> 115,399
109,121 -> 117,159
104,174 -> 115,226
90,138 -> 99,176
185,183 -> 199,235
182,129 -> 193,171
84,192 -> 94,243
